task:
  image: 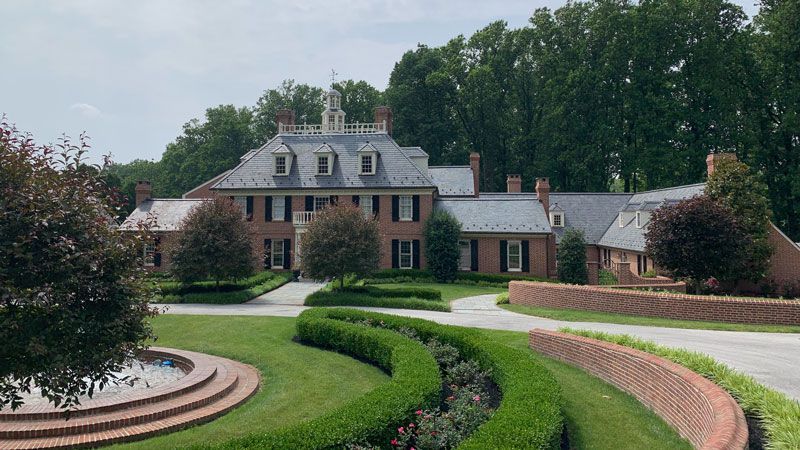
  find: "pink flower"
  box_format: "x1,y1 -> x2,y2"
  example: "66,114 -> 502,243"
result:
391,439 -> 398,446
409,423 -> 415,428
473,395 -> 481,402
416,409 -> 423,415
398,426 -> 405,434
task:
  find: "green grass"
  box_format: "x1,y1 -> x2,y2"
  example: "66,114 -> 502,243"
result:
305,282 -> 504,311
479,329 -> 692,450
563,328 -> 800,449
501,303 -> 800,333
113,315 -> 388,449
376,282 -> 505,302
119,315 -> 690,450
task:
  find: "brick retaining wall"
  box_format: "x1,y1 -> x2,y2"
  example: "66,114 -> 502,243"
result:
510,281 -> 800,325
529,329 -> 748,450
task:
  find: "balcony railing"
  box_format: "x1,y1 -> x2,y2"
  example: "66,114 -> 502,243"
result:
293,211 -> 316,226
279,121 -> 387,135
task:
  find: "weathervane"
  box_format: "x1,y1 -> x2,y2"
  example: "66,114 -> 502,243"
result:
330,68 -> 338,87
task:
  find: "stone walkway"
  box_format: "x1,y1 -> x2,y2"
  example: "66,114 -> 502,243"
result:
247,279 -> 326,305
165,292 -> 800,400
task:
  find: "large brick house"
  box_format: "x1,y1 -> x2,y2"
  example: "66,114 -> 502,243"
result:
122,89 -> 800,289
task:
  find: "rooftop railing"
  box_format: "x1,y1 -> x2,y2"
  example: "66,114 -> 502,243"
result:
278,121 -> 387,135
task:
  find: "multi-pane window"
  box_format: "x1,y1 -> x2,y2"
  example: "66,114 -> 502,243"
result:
360,195 -> 373,217
360,154 -> 373,175
399,240 -> 413,269
273,195 -> 285,221
234,196 -> 248,216
143,242 -> 156,267
275,156 -> 287,175
507,240 -> 522,272
314,196 -> 330,211
459,240 -> 471,271
317,156 -> 329,175
399,195 -> 413,221
635,212 -> 642,228
272,240 -> 284,269
551,212 -> 563,227
602,248 -> 612,267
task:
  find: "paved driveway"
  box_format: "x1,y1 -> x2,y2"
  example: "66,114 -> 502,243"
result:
164,291 -> 800,400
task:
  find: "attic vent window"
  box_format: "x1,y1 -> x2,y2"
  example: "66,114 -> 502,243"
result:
550,212 -> 564,228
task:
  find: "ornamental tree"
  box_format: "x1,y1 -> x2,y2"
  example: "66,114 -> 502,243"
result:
557,228 -> 588,284
705,157 -> 773,283
300,204 -> 380,287
645,195 -> 747,292
0,118 -> 158,411
424,210 -> 462,282
168,197 -> 257,286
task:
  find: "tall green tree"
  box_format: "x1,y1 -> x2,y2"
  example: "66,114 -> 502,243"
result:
332,79 -> 385,124
423,210 -> 462,282
557,229 -> 588,284
252,80 -> 325,140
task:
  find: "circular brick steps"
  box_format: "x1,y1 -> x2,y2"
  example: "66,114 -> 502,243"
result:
0,347 -> 259,450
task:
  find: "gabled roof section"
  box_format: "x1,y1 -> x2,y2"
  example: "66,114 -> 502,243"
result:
549,193 -> 633,244
400,146 -> 428,158
358,143 -> 379,154
271,143 -> 294,154
549,203 -> 565,212
120,199 -> 204,232
428,166 -> 474,197
212,134 -> 435,191
182,170 -> 232,199
312,143 -> 336,154
434,194 -> 550,234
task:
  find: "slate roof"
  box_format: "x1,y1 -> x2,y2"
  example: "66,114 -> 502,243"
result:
120,199 -> 204,232
428,166 -> 475,197
434,194 -> 551,234
213,134 -> 435,191
597,183 -> 705,251
400,146 -> 428,158
549,193 -> 633,244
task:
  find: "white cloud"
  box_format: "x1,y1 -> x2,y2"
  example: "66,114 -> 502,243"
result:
69,103 -> 102,118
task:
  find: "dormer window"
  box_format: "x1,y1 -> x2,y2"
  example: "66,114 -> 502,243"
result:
550,212 -> 564,227
272,143 -> 293,176
360,154 -> 373,174
357,143 -> 378,175
317,155 -> 330,175
313,143 -> 335,175
275,156 -> 287,175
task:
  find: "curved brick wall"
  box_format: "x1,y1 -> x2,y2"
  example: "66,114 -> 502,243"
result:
510,281 -> 800,325
530,329 -> 748,450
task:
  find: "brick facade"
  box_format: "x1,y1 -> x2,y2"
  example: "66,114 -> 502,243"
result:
767,223 -> 800,288
510,281 -> 800,325
464,235 -> 549,278
529,330 -> 748,449
182,172 -> 227,199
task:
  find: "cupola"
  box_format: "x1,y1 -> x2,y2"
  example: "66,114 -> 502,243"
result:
322,89 -> 346,132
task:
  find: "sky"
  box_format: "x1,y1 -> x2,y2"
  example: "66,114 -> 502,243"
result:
1,0 -> 759,165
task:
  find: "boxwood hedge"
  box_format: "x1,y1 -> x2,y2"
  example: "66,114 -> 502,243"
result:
363,269 -> 558,288
309,308 -> 564,449
211,309 -> 441,449
336,285 -> 442,300
304,290 -> 450,312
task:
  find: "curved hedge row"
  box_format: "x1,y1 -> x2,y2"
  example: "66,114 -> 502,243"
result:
304,290 -> 450,312
211,309 -> 441,449
312,308 -> 564,449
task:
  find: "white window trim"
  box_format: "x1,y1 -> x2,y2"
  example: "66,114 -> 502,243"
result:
234,196 -> 248,216
635,211 -> 642,228
399,195 -> 413,221
272,240 -> 284,269
507,240 -> 522,272
143,242 -> 155,267
272,195 -> 285,222
459,240 -> 471,271
619,212 -> 625,227
314,195 -> 330,212
550,212 -> 564,228
399,240 -> 413,269
274,155 -> 288,176
359,154 -> 376,175
360,195 -> 373,217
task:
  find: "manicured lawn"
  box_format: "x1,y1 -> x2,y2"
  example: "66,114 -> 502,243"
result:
153,271 -> 291,304
501,303 -> 800,333
480,329 -> 692,450
113,315 -> 388,449
376,282 -> 506,302
118,314 -> 689,450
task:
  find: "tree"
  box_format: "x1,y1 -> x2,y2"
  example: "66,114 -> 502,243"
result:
645,195 -> 747,292
557,229 -> 588,284
0,119 -> 157,411
300,204 -> 381,287
332,79 -> 385,124
252,79 -> 325,140
705,157 -> 773,282
168,197 -> 257,285
424,210 -> 462,282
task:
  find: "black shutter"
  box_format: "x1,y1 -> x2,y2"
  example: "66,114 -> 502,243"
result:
265,196 -> 272,222
283,238 -> 291,269
284,196 -> 292,222
391,195 -> 399,222
470,239 -> 479,271
154,253 -> 162,267
330,195 -> 338,205
305,196 -> 314,212
352,195 -> 360,206
500,240 -> 508,272
373,195 -> 380,214
412,195 -> 420,222
522,240 -> 530,273
246,196 -> 254,218
391,239 -> 399,269
412,240 -> 420,269
264,239 -> 272,269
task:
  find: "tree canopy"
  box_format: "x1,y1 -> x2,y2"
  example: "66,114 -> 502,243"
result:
0,119 -> 157,410
424,210 -> 462,282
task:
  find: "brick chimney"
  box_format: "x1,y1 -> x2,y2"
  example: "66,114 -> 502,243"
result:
507,174 -> 521,193
374,106 -> 393,135
275,109 -> 296,132
135,180 -> 152,207
469,152 -> 480,197
535,177 -> 550,212
706,152 -> 738,177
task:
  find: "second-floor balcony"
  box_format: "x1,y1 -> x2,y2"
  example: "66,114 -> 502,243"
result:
293,211 -> 316,226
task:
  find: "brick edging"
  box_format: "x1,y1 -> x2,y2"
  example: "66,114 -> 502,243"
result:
529,329 -> 748,450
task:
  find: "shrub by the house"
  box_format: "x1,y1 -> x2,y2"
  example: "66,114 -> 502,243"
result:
557,228 -> 588,284
168,197 -> 257,286
423,210 -> 462,282
300,204 -> 381,288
